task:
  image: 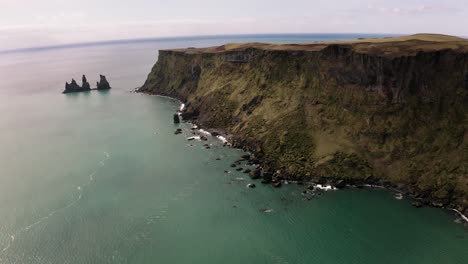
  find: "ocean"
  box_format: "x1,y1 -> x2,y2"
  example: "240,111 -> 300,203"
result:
0,34 -> 467,263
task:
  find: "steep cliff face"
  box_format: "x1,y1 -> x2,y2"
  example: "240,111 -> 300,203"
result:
139,37 -> 468,213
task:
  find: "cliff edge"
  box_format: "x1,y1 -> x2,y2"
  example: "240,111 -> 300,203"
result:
139,34 -> 468,214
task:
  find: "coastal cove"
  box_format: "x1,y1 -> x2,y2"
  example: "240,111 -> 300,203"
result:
0,34 -> 467,263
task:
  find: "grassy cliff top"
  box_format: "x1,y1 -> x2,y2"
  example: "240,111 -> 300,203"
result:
170,34 -> 468,56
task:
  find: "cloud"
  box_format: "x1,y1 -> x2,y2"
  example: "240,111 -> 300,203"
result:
367,4 -> 458,15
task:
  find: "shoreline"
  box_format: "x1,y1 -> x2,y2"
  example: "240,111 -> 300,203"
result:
138,90 -> 468,224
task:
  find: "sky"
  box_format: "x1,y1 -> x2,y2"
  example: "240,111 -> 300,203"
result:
0,0 -> 467,50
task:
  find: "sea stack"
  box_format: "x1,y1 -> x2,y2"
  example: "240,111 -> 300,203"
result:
63,74 -> 111,93
81,75 -> 91,91
96,75 -> 111,90
63,78 -> 87,93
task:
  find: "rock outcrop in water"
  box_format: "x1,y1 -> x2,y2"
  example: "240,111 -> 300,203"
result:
63,74 -> 111,93
81,75 -> 91,90
64,78 -> 85,93
96,75 -> 111,90
138,34 -> 468,214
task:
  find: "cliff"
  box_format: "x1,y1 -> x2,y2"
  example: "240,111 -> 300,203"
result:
138,34 -> 468,214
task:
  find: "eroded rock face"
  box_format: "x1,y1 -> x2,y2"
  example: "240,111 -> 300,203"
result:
63,79 -> 83,93
138,40 -> 468,211
96,75 -> 111,90
82,75 -> 91,90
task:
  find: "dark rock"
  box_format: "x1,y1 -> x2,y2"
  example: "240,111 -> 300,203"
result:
272,182 -> 282,188
216,158 -> 221,160
81,75 -> 91,90
230,164 -> 237,168
262,171 -> 273,182
249,168 -> 261,179
334,180 -> 347,189
261,179 -> 271,184
63,78 -> 83,93
96,74 -> 111,90
236,168 -> 243,171
200,136 -> 208,141
241,154 -> 251,160
174,128 -> 182,135
181,109 -> 200,120
465,72 -> 468,90
243,169 -> 251,174
412,201 -> 423,208
173,114 -> 180,124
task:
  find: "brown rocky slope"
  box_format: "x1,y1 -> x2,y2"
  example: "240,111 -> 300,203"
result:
138,34 -> 468,214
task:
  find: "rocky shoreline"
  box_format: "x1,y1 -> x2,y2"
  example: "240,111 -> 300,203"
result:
136,34 -> 468,223
142,92 -> 468,224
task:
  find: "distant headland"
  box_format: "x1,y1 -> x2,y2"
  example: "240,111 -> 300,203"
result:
63,75 -> 111,93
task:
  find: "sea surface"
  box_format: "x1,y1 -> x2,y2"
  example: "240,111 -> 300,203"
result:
0,34 -> 467,264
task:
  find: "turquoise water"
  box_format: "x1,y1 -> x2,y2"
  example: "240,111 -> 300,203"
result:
0,34 -> 467,263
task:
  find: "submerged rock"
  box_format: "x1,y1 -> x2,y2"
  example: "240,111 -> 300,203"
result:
247,183 -> 256,188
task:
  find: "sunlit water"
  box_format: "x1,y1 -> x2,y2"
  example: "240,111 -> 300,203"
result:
0,34 -> 467,264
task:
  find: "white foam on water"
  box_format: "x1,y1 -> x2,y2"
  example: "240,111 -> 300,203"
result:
179,103 -> 185,111
217,135 -> 228,143
187,136 -> 201,141
452,209 -> 468,223
394,193 -> 403,200
199,129 -> 211,136
315,184 -> 337,191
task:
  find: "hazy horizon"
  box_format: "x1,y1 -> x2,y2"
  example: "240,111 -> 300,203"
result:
1,0 -> 467,51
0,33 -> 400,53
